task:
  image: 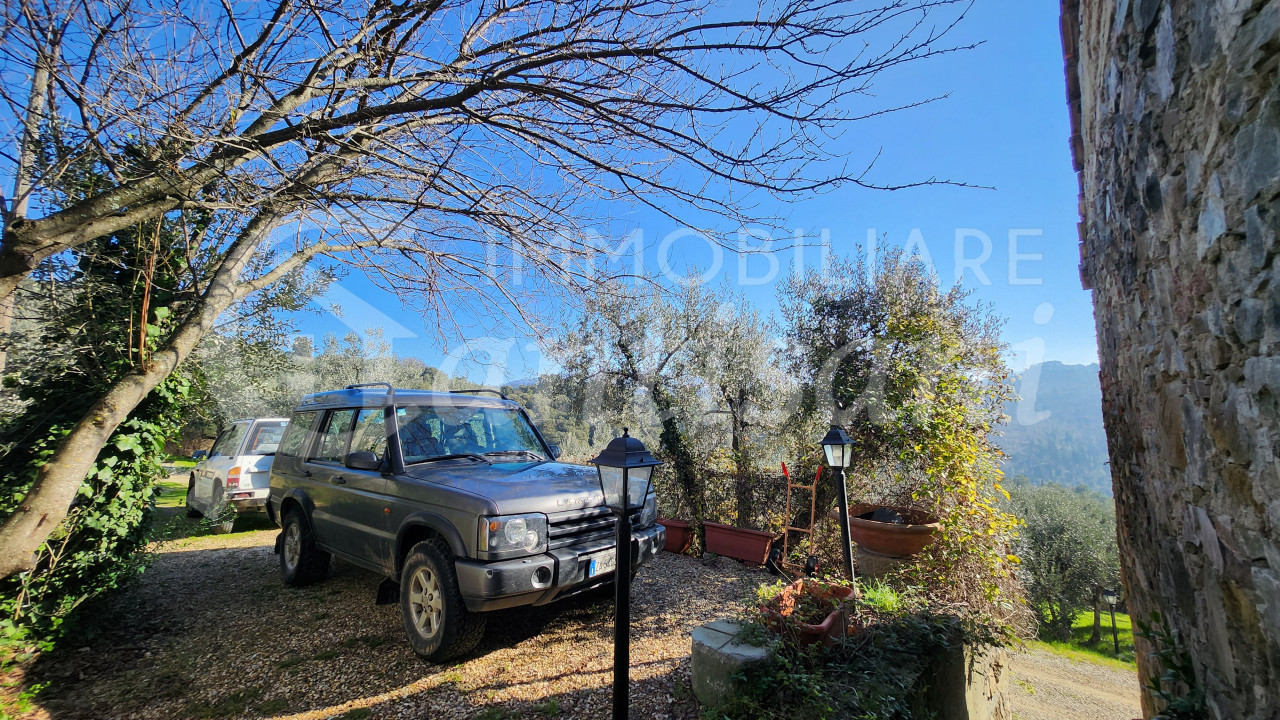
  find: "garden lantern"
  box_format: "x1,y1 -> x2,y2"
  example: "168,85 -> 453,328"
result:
1103,588 -> 1120,655
589,429 -> 662,720
820,426 -> 856,581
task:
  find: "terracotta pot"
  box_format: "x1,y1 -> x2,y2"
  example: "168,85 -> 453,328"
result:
831,504 -> 940,558
760,579 -> 858,647
658,518 -> 692,554
703,521 -> 778,565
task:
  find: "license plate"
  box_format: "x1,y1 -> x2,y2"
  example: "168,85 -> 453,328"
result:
586,550 -> 617,578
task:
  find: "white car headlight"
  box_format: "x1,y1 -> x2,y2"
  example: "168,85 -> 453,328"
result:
479,513 -> 547,555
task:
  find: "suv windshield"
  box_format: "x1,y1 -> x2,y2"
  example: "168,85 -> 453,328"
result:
396,405 -> 547,464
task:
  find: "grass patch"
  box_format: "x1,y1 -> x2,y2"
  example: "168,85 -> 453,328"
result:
277,656 -> 305,670
1031,610 -> 1137,671
533,697 -> 562,716
165,454 -> 198,467
474,708 -> 515,720
254,697 -> 291,714
343,635 -> 390,650
310,649 -> 340,661
184,687 -> 262,719
340,709 -> 372,720
154,479 -> 189,510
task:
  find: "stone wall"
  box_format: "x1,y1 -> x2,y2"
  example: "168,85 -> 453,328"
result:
1065,0 -> 1280,718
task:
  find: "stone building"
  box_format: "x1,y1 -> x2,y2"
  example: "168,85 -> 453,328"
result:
1061,0 -> 1279,717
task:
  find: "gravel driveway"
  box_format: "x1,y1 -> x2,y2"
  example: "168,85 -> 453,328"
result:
22,491 -> 1143,720
1009,649 -> 1142,720
27,514 -> 766,720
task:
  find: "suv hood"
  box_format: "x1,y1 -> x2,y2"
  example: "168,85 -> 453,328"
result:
402,460 -> 608,514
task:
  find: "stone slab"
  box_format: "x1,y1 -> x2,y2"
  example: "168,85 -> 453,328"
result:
690,619 -> 773,710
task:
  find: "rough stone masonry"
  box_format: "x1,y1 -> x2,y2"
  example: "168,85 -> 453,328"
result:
1062,0 -> 1280,718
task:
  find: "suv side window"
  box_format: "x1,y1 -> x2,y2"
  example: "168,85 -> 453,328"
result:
210,424 -> 247,457
350,408 -> 389,462
312,409 -> 356,463
278,412 -> 317,457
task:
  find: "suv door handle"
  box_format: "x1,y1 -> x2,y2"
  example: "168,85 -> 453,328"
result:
332,476 -> 346,485
302,470 -> 312,477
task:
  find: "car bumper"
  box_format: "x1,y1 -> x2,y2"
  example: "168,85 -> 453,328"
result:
228,488 -> 269,512
454,523 -> 666,612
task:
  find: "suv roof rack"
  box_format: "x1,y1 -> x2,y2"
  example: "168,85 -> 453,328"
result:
450,388 -> 509,401
346,382 -> 395,397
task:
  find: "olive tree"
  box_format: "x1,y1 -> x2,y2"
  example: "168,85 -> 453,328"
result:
0,0 -> 976,578
1006,480 -> 1121,641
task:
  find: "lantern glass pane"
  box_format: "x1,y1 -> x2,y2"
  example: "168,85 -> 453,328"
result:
627,465 -> 653,509
597,465 -> 626,509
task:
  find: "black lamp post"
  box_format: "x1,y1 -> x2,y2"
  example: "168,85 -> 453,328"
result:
1103,588 -> 1120,655
820,426 -> 856,581
589,429 -> 661,720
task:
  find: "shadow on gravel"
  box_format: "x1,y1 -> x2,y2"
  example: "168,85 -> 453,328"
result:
26,537 -> 745,720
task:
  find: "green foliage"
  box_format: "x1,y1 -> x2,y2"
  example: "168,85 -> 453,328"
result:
0,138 -> 196,648
721,608 -> 997,719
0,375 -> 189,646
779,249 -> 1022,613
1005,480 -> 1119,640
722,576 -> 1010,720
1137,613 -> 1206,720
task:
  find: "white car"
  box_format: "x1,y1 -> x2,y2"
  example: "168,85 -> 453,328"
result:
187,418 -> 289,532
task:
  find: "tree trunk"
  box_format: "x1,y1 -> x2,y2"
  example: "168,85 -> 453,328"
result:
652,383 -> 704,553
0,212 -> 279,579
1087,585 -> 1102,645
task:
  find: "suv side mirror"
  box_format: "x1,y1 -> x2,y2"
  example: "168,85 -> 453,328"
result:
547,444 -> 561,460
344,451 -> 381,471
192,450 -> 208,460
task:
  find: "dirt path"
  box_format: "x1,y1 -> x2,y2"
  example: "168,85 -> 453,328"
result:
1009,648 -> 1143,720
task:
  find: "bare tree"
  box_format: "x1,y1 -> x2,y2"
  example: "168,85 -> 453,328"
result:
0,0 -> 974,577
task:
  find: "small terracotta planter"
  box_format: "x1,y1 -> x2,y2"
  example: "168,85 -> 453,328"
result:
760,579 -> 858,647
658,518 -> 692,554
832,504 -> 940,558
703,521 -> 778,565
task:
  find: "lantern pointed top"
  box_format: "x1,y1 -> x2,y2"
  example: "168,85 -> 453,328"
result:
819,425 -> 853,447
589,430 -> 661,470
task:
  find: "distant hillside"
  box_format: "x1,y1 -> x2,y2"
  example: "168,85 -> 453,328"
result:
996,362 -> 1113,495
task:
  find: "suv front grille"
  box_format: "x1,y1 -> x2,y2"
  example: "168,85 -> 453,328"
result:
547,507 -> 643,550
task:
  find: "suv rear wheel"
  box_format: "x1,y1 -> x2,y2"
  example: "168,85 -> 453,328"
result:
400,539 -> 486,661
280,508 -> 330,586
185,477 -> 202,519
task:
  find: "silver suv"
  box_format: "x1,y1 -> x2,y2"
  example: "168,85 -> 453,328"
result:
266,384 -> 664,660
187,417 -> 288,532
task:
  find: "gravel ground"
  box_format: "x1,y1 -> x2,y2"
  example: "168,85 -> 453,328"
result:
1009,648 -> 1142,720
25,513 -> 767,720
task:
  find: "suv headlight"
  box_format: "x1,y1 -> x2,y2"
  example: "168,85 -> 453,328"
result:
478,513 -> 547,555
638,493 -> 657,528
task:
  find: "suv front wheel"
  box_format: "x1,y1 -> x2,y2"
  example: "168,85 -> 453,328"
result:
280,508 -> 330,586
400,539 -> 486,661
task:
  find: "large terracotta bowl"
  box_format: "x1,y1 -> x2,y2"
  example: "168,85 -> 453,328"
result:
831,504 -> 940,558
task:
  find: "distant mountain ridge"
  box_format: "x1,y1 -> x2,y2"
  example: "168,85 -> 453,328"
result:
997,361 -> 1112,495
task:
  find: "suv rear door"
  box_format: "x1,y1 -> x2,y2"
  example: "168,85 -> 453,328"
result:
305,408 -> 391,570
197,421 -> 248,506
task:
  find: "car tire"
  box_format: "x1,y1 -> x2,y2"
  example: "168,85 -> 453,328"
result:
280,508 -> 330,586
209,485 -> 235,533
185,476 -> 202,519
400,538 -> 486,661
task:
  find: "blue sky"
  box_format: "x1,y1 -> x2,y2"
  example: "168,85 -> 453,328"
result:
294,0 -> 1098,382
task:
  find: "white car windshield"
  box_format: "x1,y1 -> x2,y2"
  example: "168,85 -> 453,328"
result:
396,405 -> 547,464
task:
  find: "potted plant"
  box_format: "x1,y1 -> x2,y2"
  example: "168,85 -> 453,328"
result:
658,517 -> 693,553
759,578 -> 858,647
703,521 -> 778,565
830,504 -> 940,558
